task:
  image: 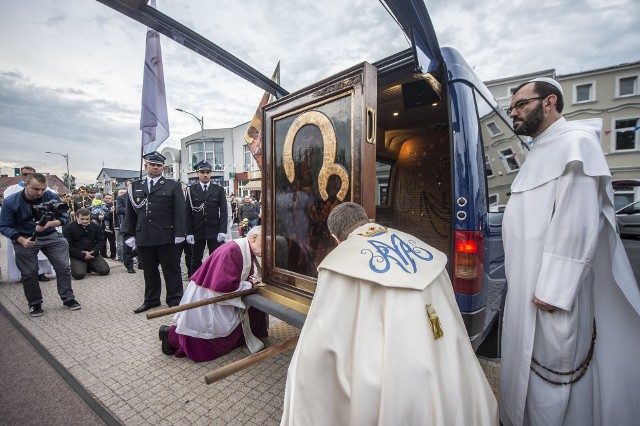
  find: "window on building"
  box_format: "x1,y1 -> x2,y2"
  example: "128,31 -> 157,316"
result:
238,180 -> 249,197
485,155 -> 494,178
243,143 -> 257,171
377,178 -> 389,205
488,194 -> 499,206
375,162 -> 392,205
574,82 -> 595,103
188,139 -> 224,170
614,192 -> 635,211
614,117 -> 639,151
499,147 -> 521,173
213,139 -> 224,170
163,165 -> 174,177
486,121 -> 502,137
617,75 -> 638,97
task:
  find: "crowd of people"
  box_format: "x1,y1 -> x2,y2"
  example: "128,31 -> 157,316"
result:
1,77 -> 639,425
0,157 -> 259,318
0,153 -> 268,369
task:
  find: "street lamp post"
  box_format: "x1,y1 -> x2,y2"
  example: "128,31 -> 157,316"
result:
176,108 -> 204,141
45,151 -> 70,192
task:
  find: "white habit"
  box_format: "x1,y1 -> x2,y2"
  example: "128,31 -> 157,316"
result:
2,183 -> 55,280
500,118 -> 640,426
281,224 -> 498,426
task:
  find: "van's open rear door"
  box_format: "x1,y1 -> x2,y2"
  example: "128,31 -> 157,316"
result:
255,63 -> 377,321
96,0 -> 287,98
383,0 -> 445,93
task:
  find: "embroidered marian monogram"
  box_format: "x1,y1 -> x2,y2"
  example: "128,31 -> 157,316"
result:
362,233 -> 433,273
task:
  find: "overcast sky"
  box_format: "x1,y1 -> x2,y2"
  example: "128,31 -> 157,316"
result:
1,0 -> 638,185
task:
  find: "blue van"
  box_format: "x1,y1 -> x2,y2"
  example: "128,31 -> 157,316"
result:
100,0 -> 521,355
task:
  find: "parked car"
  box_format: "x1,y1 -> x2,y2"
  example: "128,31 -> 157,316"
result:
617,200 -> 640,237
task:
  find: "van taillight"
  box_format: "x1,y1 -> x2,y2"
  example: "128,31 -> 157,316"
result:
453,231 -> 484,295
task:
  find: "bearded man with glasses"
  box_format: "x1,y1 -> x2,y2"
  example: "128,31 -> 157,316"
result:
499,78 -> 640,426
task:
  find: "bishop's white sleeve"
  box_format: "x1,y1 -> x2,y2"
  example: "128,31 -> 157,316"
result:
534,162 -> 601,311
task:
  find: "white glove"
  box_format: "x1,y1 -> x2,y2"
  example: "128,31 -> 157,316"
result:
125,237 -> 136,249
186,235 -> 195,245
224,234 -> 232,243
217,233 -> 226,242
175,237 -> 185,244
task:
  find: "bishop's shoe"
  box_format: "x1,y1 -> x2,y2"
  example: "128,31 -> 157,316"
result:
133,302 -> 160,314
159,325 -> 176,355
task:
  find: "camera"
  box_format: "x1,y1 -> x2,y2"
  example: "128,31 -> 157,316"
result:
33,199 -> 69,227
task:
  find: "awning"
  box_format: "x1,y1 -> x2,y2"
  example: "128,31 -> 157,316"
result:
244,180 -> 262,190
612,179 -> 640,189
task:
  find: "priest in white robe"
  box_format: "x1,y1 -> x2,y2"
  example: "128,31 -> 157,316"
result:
500,78 -> 640,426
281,202 -> 498,426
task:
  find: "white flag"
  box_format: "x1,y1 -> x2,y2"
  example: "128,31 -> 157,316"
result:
140,0 -> 169,154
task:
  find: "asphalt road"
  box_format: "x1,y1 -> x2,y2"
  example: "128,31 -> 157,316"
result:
622,236 -> 640,285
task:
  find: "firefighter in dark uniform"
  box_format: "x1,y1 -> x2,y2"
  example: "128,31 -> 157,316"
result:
124,152 -> 186,313
185,160 -> 229,274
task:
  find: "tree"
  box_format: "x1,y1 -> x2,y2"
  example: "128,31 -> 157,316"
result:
62,173 -> 77,191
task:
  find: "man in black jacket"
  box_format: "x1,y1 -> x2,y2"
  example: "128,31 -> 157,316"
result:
0,173 -> 81,317
62,208 -> 110,280
185,160 -> 228,274
102,193 -> 117,259
115,186 -> 136,273
239,195 -> 258,229
124,152 -> 186,313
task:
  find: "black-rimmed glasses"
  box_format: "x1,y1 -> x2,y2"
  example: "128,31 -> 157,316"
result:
507,96 -> 546,115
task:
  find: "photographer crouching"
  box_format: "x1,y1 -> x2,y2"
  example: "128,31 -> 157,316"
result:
0,173 -> 81,317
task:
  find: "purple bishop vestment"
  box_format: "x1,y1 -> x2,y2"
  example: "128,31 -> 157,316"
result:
168,241 -> 267,362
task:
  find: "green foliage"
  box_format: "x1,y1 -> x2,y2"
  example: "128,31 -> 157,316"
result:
62,173 -> 77,191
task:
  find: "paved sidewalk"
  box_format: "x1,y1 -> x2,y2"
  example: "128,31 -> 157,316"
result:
0,241 -> 298,425
0,238 -> 499,425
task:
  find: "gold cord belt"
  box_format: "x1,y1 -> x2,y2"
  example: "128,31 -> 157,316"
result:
530,318 -> 596,386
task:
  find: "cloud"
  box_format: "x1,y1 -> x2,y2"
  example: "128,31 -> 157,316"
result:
428,0 -> 640,80
0,70 -> 142,183
0,0 -> 637,185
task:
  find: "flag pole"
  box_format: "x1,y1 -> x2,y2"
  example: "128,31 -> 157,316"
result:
139,143 -> 144,180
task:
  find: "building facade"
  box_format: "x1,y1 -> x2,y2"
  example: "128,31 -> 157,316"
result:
95,168 -> 145,194
169,122 -> 261,198
484,61 -> 640,209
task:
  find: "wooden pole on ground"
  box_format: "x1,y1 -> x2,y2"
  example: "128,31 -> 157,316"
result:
204,336 -> 299,384
145,287 -> 258,319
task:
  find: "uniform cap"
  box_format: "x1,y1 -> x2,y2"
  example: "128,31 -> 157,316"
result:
143,151 -> 166,165
194,160 -> 213,171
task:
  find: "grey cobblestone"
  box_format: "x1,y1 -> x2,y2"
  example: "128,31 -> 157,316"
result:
0,239 -> 500,425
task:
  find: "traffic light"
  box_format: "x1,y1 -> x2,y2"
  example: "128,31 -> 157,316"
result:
14,168 -> 20,177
